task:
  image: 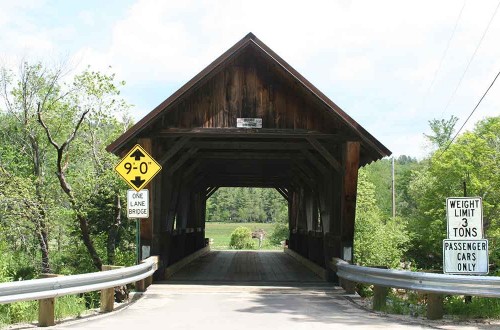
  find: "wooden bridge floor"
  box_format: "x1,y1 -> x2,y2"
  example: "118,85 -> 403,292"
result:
164,250 -> 325,285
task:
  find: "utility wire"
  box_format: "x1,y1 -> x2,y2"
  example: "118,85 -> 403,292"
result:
436,69 -> 500,158
422,1 -> 465,106
440,0 -> 500,118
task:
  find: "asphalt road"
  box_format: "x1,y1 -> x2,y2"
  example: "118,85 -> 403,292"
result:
53,284 -> 437,330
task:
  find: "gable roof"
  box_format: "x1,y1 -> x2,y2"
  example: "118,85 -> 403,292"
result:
107,33 -> 391,160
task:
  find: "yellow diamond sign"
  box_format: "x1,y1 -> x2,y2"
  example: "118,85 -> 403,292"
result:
115,144 -> 162,192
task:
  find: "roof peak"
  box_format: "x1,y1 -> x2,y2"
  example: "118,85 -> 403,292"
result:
245,32 -> 257,40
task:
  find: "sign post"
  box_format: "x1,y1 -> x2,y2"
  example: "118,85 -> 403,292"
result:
443,197 -> 488,275
127,189 -> 149,264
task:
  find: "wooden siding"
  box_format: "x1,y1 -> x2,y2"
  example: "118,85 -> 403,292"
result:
156,50 -> 340,133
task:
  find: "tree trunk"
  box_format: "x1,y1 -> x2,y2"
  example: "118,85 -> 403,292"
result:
57,171 -> 103,271
77,212 -> 103,271
37,219 -> 51,273
35,181 -> 51,273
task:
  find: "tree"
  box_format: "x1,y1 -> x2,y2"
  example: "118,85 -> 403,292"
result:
407,116 -> 500,269
0,62 -> 68,273
424,115 -> 459,149
354,170 -> 408,268
36,68 -> 128,271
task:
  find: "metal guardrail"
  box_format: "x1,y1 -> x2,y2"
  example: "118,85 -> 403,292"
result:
0,256 -> 158,304
332,258 -> 500,297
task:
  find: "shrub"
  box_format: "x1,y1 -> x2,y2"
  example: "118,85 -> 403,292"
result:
269,223 -> 288,245
229,227 -> 254,249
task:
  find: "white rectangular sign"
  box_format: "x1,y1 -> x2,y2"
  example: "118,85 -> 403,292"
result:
237,118 -> 262,128
443,239 -> 488,275
127,189 -> 149,219
446,197 -> 483,239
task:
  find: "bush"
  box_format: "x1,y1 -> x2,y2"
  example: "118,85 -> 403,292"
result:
269,223 -> 288,245
229,227 -> 255,249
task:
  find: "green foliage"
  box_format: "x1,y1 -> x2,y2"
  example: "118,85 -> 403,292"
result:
0,301 -> 38,325
54,295 -> 88,320
207,188 -> 287,223
354,171 -> 409,268
269,223 -> 289,245
206,222 -> 280,250
424,115 -> 459,149
0,295 -> 87,327
229,227 -> 255,249
406,116 -> 500,269
444,296 -> 500,319
0,61 -> 136,326
385,290 -> 426,317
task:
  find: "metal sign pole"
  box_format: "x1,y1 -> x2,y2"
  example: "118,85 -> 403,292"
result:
136,219 -> 141,264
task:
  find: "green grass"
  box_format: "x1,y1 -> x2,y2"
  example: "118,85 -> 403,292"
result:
205,222 -> 282,250
0,294 -> 87,327
445,296 -> 500,319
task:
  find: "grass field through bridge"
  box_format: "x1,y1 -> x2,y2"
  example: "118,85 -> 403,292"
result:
205,222 -> 282,250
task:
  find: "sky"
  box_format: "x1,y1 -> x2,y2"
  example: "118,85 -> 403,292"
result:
1,0 -> 499,158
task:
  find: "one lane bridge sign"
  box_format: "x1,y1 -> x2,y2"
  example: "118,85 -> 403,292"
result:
127,189 -> 149,218
115,144 -> 162,192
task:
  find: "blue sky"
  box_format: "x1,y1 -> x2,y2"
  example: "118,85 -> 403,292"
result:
1,0 -> 499,158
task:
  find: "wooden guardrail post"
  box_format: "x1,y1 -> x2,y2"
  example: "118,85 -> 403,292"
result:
135,278 -> 146,292
372,285 -> 389,311
38,274 -> 61,327
339,278 -> 356,294
100,265 -> 123,313
145,274 -> 153,288
427,293 -> 444,320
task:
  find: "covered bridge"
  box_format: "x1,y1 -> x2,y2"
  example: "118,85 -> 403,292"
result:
106,33 -> 391,281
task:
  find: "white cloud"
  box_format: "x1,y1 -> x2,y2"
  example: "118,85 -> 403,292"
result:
1,0 -> 500,158
79,10 -> 96,27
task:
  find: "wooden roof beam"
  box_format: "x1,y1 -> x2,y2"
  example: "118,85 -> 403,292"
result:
186,141 -> 311,150
165,148 -> 199,175
300,148 -> 329,176
157,128 -> 344,139
205,187 -> 219,200
197,152 -> 305,160
306,137 -> 343,174
159,136 -> 191,165
274,186 -> 290,202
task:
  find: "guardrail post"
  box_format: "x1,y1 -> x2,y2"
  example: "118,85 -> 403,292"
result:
38,274 -> 61,327
135,278 -> 146,292
145,274 -> 153,288
427,293 -> 444,320
340,278 -> 356,294
100,265 -> 123,313
372,285 -> 389,311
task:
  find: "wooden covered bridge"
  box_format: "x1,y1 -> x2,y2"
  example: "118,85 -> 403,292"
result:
106,33 -> 390,282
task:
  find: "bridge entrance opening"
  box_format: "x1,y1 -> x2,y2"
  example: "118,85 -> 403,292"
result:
106,33 -> 390,284
205,187 -> 288,250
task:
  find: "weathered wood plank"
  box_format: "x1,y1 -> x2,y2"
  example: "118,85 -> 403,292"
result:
306,137 -> 343,174
159,136 -> 191,165
187,141 -> 311,150
165,148 -> 199,175
158,128 -> 344,139
341,141 -> 360,261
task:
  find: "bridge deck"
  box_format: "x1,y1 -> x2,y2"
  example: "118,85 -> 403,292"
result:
164,250 -> 324,284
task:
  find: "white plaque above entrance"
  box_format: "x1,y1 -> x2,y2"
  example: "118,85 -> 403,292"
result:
237,118 -> 262,128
